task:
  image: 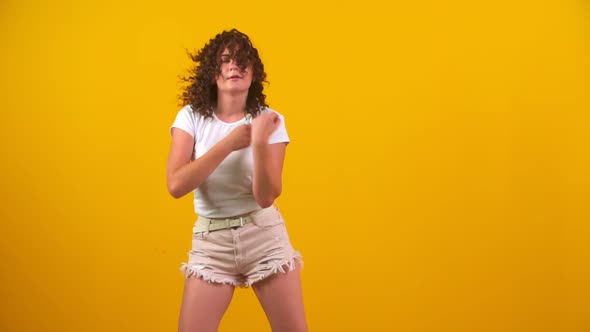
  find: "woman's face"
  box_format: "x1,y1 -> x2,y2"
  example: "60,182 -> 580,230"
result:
215,48 -> 253,94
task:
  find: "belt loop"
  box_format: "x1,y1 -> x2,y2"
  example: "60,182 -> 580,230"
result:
239,216 -> 244,226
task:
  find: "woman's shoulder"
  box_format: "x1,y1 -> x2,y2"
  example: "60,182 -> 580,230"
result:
178,104 -> 208,122
260,106 -> 284,117
179,104 -> 194,115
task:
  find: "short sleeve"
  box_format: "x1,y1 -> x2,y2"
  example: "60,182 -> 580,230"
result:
170,105 -> 196,138
268,111 -> 290,145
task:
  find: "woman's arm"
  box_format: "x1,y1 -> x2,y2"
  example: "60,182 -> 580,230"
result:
251,113 -> 287,208
166,125 -> 251,199
252,142 -> 287,208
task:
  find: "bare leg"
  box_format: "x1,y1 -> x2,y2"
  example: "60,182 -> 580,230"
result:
178,276 -> 235,332
252,260 -> 308,332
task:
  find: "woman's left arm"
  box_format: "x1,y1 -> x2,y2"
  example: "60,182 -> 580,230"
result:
251,113 -> 287,208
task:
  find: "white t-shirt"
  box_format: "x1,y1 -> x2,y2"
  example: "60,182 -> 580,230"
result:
170,105 -> 290,218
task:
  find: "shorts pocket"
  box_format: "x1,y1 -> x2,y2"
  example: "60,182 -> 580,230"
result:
193,231 -> 210,240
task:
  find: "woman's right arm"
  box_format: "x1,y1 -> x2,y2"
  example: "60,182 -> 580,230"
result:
166,125 -> 250,199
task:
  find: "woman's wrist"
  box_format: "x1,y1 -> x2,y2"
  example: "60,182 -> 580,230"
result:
251,139 -> 269,147
217,137 -> 236,153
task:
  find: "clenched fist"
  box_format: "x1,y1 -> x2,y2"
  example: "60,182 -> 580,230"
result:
251,112 -> 280,145
224,124 -> 251,151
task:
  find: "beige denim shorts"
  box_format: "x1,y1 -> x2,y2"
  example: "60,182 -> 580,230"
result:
180,206 -> 303,287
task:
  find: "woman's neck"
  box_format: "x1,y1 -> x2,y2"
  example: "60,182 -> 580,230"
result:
215,93 -> 247,118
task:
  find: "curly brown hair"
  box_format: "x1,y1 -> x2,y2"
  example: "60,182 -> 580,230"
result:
179,29 -> 268,119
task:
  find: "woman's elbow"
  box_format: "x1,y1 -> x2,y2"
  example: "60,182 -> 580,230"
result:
167,181 -> 185,199
168,187 -> 182,199
256,199 -> 274,209
255,189 -> 281,208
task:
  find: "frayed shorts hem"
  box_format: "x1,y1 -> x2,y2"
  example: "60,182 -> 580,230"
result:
180,253 -> 304,288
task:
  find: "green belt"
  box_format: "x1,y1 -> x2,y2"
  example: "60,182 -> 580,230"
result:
193,215 -> 253,233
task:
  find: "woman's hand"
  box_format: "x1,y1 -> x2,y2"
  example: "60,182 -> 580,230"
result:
251,112 -> 280,145
224,124 -> 252,151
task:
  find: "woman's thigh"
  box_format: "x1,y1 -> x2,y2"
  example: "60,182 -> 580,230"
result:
178,276 -> 235,332
252,260 -> 308,332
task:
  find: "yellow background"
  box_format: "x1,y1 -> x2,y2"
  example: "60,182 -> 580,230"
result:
1,0 -> 588,331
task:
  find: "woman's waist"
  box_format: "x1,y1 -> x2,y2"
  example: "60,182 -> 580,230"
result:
199,203 -> 279,220
194,195 -> 260,218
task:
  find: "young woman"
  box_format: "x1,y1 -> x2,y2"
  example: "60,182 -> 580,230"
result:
167,29 -> 308,332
